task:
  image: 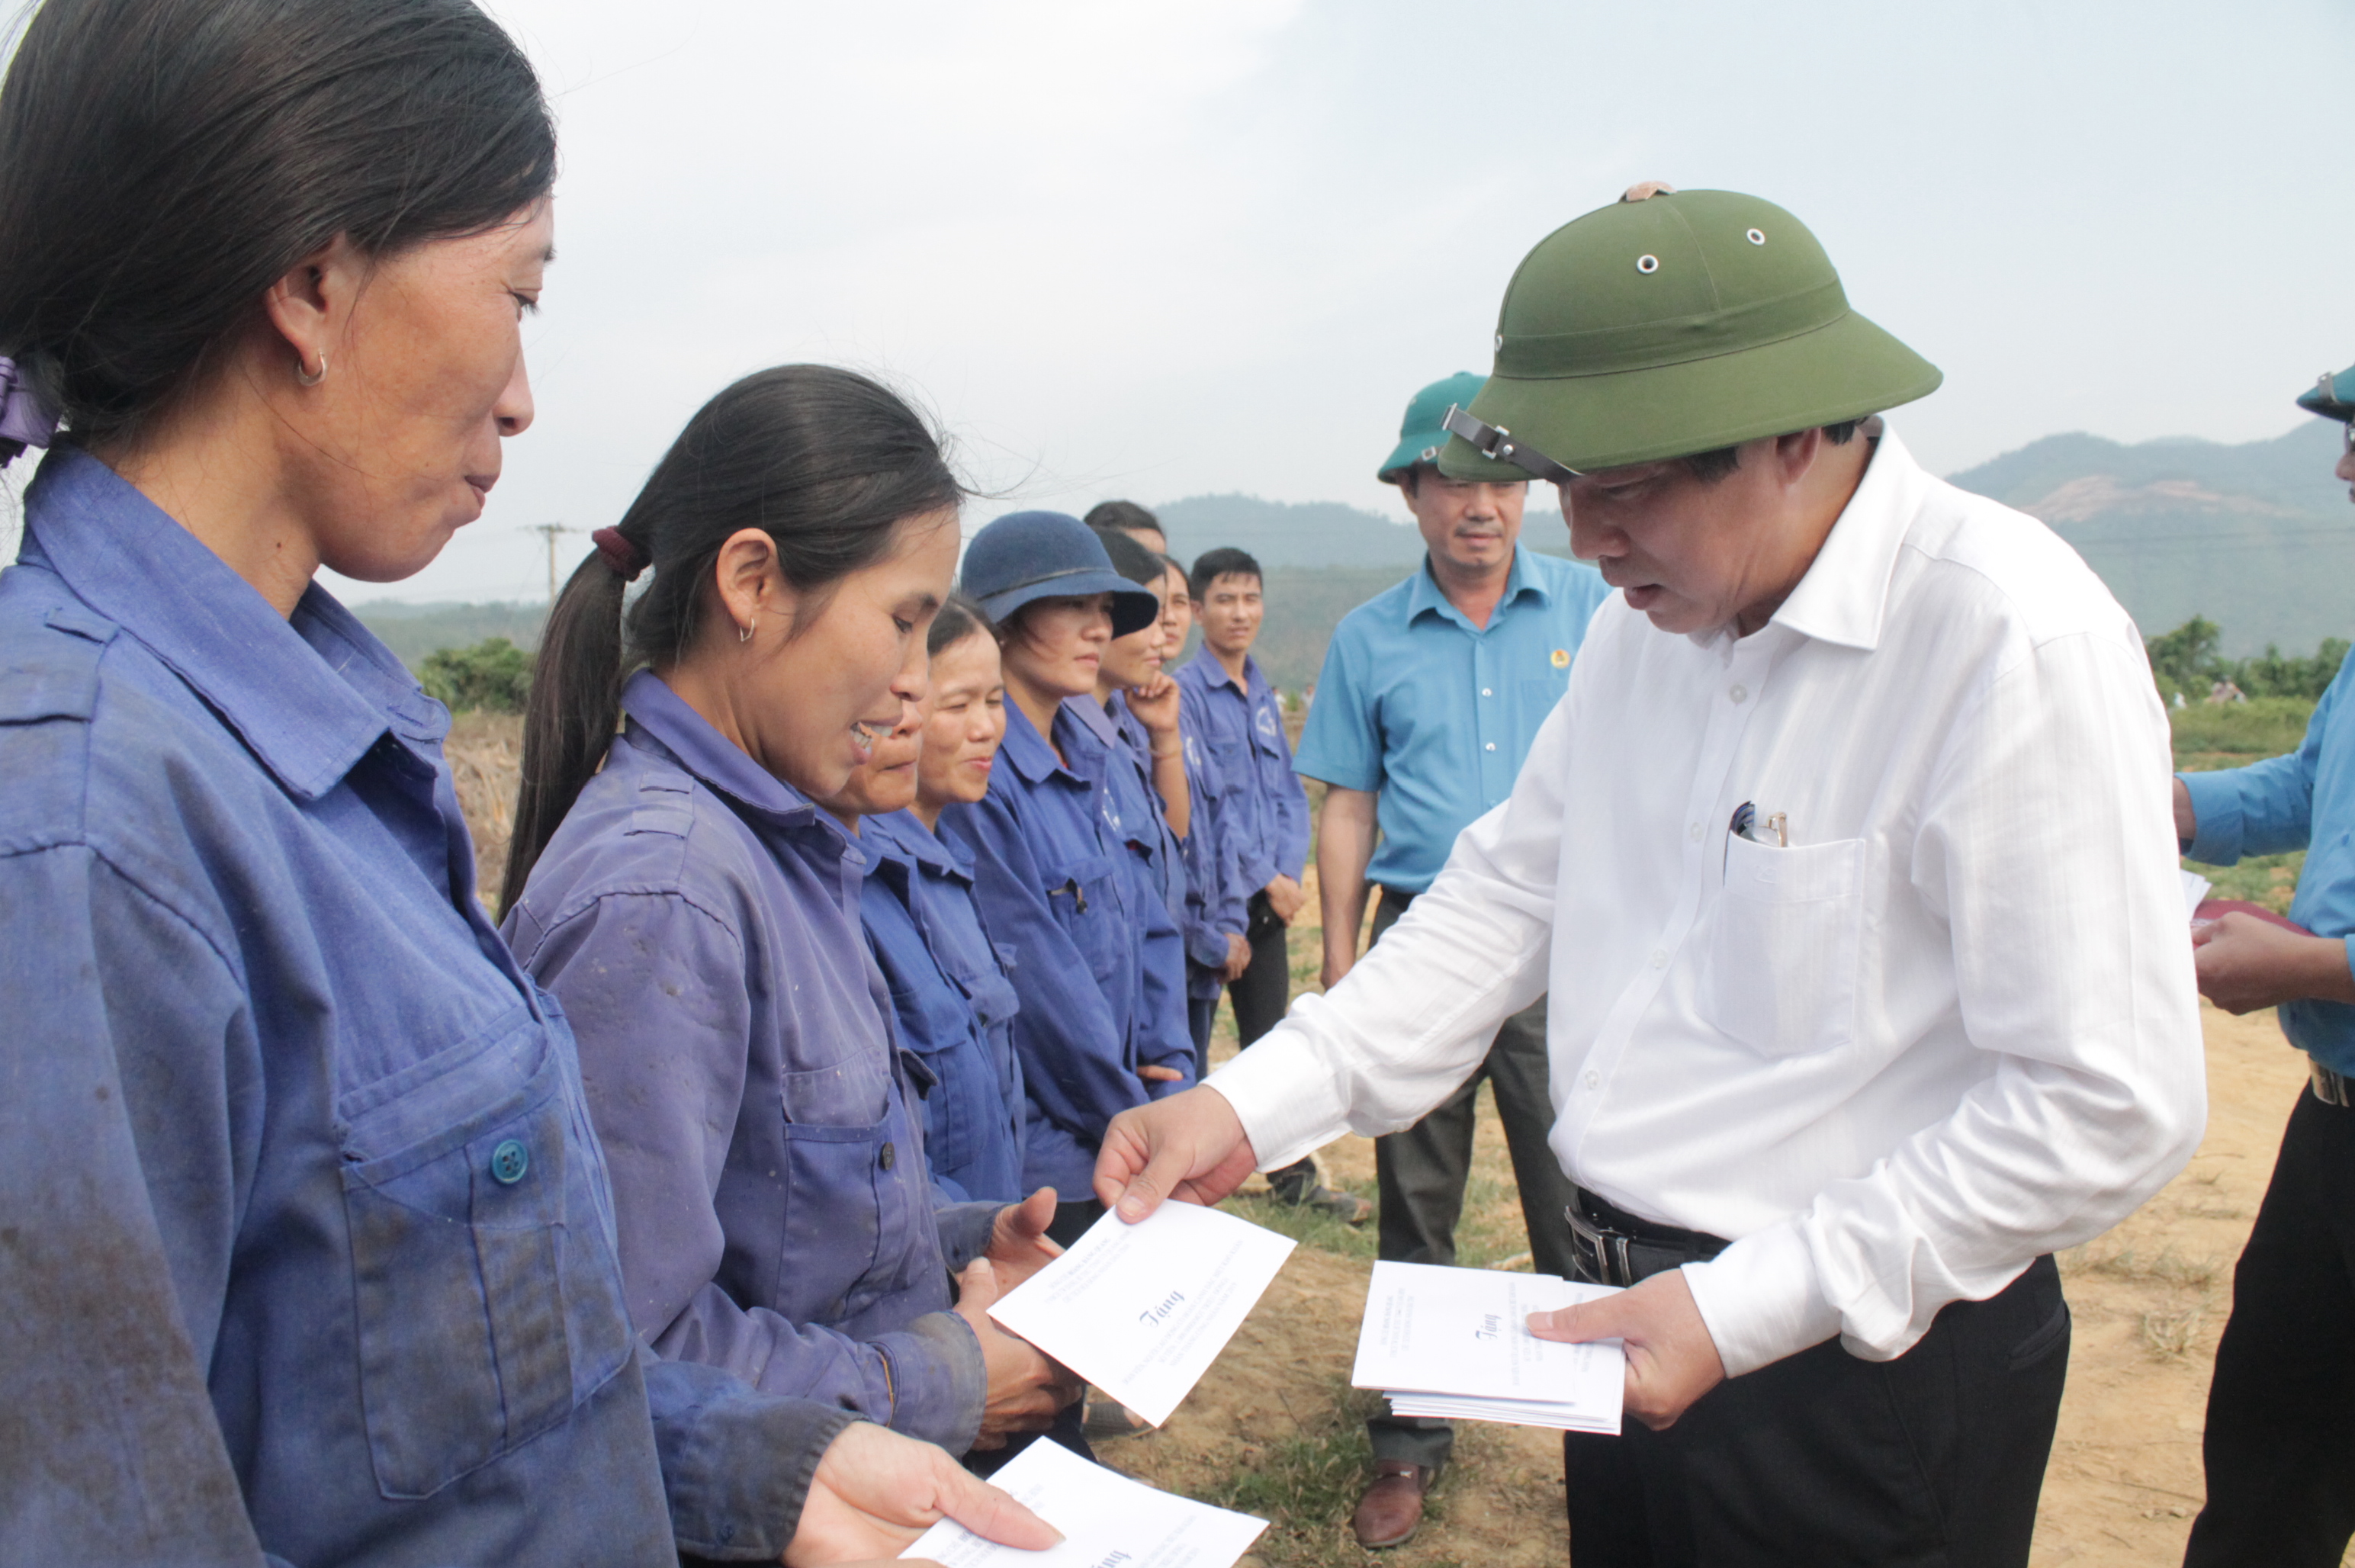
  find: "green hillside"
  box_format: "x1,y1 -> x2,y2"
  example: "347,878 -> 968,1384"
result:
1946,419 -> 2355,657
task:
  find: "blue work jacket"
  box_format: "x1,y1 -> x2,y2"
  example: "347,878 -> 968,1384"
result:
1176,717 -> 1248,1000
1064,694 -> 1186,925
2183,646 -> 2355,1074
0,451 -> 849,1567
856,809 -> 1028,1205
1293,547 -> 1611,893
505,671 -> 996,1456
1175,649 -> 1310,897
940,699 -> 1196,1197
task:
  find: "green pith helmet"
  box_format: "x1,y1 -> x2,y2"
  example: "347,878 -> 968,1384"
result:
1378,371 -> 1529,485
1439,188 -> 1942,480
2296,363 -> 2355,423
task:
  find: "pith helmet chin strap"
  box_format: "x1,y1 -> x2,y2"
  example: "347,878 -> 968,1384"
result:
1440,403 -> 1584,485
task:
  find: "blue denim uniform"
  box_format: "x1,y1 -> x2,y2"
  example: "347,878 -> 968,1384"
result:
857,809 -> 1027,1205
1293,546 -> 1611,892
940,699 -> 1196,1197
1064,694 -> 1186,924
0,451 -> 850,1568
2183,646 -> 2355,1075
504,671 -> 997,1455
1175,649 -> 1310,896
1177,718 -> 1249,1003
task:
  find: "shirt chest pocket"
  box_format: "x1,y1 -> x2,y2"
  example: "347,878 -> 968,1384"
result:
776,1060 -> 928,1323
1040,851 -> 1121,975
1702,834 -> 1866,1059
338,1009 -> 635,1500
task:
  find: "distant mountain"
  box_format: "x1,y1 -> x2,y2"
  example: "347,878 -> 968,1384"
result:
1946,419 -> 2355,657
1152,493 -> 1425,571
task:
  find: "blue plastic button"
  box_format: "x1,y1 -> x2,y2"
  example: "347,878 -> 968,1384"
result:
490,1138 -> 529,1185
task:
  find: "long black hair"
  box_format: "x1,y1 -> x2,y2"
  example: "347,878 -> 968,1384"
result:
504,365 -> 964,913
0,0 -> 556,464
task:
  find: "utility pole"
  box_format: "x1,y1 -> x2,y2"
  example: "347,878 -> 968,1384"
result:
524,522 -> 572,605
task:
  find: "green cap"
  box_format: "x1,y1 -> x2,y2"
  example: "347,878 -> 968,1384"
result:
2296,363 -> 2355,423
1440,189 -> 1942,479
1378,371 -> 1530,485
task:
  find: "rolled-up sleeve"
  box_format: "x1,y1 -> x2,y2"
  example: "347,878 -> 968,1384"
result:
519,888 -> 982,1450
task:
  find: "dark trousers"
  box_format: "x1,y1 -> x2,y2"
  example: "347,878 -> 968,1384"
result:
1363,885 -> 1579,1473
1227,890 -> 1291,1047
1186,990 -> 1218,1084
1228,891 -> 1321,1193
2186,1086 -> 2355,1566
1562,1255 -> 2070,1568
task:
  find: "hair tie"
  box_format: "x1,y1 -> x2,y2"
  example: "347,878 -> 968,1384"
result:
0,356 -> 60,453
591,526 -> 650,582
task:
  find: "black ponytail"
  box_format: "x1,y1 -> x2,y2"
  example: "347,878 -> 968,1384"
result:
503,365 -> 963,914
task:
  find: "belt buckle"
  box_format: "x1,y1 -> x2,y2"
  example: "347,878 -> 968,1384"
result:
2313,1059 -> 2353,1107
1564,1203 -> 1635,1287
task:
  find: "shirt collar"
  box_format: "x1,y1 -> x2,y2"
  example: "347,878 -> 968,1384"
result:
998,697 -> 1077,786
619,668 -> 824,827
24,448 -> 439,802
1406,544 -> 1552,630
1765,429 -> 1923,654
866,809 -> 972,880
1061,692 -> 1120,748
1185,645 -> 1257,696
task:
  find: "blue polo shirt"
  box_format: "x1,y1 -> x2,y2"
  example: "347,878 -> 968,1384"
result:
2182,645 -> 2355,1075
1293,545 -> 1610,894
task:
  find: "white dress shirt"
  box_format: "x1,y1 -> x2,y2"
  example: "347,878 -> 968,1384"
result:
1210,430 -> 2206,1377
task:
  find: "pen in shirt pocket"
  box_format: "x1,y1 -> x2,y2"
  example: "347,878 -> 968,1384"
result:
1729,801 -> 1789,848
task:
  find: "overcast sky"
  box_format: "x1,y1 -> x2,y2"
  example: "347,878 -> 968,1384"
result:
47,0 -> 2355,603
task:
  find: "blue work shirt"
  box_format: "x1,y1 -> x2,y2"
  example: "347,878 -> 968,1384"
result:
0,451 -> 850,1567
1176,717 -> 1248,1000
2182,646 -> 2355,1075
1064,694 -> 1186,925
941,699 -> 1196,1198
1174,648 -> 1310,896
504,670 -> 997,1457
857,809 -> 1028,1206
1293,546 -> 1611,894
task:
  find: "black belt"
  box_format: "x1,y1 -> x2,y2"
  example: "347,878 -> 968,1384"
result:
1564,1186 -> 1730,1289
2315,1060 -> 2354,1107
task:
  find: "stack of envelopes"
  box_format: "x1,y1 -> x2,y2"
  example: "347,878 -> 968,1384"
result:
1350,1261 -> 1625,1435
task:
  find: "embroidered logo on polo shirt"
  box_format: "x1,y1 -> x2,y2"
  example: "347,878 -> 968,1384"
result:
1551,648 -> 1570,668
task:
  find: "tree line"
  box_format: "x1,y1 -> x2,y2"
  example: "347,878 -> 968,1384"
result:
2145,616 -> 2349,705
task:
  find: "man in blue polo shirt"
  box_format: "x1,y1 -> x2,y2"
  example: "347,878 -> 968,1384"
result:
1296,372 -> 1609,1549
2180,360 -> 2355,1567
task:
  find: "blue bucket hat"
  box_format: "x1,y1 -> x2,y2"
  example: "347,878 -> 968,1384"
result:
961,510 -> 1160,636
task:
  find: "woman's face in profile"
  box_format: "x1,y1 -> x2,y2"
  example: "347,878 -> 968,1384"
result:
917,632 -> 1006,809
1005,594 -> 1113,700
300,200 -> 555,584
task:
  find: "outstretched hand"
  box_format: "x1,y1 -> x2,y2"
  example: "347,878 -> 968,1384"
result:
1524,1268 -> 1727,1431
984,1188 -> 1063,1293
1091,1085 -> 1260,1222
785,1420 -> 1062,1566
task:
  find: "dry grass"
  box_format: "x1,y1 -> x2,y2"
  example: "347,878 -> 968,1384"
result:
445,710 -> 522,911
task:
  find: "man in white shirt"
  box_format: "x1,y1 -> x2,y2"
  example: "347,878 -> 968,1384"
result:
1092,185 -> 2206,1566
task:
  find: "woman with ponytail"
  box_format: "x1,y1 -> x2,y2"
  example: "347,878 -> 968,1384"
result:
502,368 -> 1081,1470
0,3 -> 1053,1563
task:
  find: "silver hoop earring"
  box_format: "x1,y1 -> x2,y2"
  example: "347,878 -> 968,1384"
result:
294,352 -> 328,387
738,618 -> 755,644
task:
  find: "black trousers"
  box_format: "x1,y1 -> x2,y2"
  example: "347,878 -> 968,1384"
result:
2186,1086 -> 2355,1567
1226,890 -> 1291,1048
1364,886 -> 1579,1472
1561,1255 -> 2071,1567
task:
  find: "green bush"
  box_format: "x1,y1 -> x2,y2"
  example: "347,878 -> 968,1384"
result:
2148,614 -> 2349,705
419,636 -> 533,714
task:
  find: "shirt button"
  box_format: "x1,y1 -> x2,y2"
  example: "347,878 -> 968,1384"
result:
1584,1070 -> 1600,1090
1481,688 -> 1493,697
879,1141 -> 897,1171
1484,741 -> 1497,752
1688,822 -> 1703,841
1729,683 -> 1749,703
1650,949 -> 1667,968
490,1139 -> 529,1185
